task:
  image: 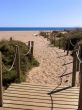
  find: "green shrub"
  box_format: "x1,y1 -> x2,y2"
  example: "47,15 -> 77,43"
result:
40,30 -> 82,51
0,39 -> 39,87
39,32 -> 49,38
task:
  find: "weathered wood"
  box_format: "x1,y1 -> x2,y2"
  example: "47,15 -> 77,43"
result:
10,37 -> 13,41
72,50 -> 77,87
64,40 -> 66,52
0,52 -> 3,107
28,41 -> 30,50
53,37 -> 55,46
59,39 -> 61,49
30,41 -> 34,60
78,44 -> 82,110
15,46 -> 21,83
3,83 -> 79,110
77,58 -> 80,71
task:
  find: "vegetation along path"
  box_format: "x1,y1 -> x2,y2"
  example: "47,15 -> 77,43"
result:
27,34 -> 73,86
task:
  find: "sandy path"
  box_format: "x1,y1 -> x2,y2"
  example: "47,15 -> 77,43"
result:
0,31 -> 76,86
27,34 -> 73,86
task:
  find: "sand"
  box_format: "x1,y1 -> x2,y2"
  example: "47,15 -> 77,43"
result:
0,31 -> 79,86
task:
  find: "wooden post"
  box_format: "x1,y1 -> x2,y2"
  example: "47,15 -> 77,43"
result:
53,37 -> 55,46
59,39 -> 60,49
72,50 -> 77,87
77,58 -> 80,71
15,45 -> 21,83
78,44 -> 82,110
67,40 -> 70,55
64,40 -> 66,52
28,41 -> 30,50
31,41 -> 34,58
10,37 -> 13,41
0,52 -> 3,107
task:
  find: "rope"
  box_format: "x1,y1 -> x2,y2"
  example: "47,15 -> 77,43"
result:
74,42 -> 79,51
23,48 -> 31,56
22,41 -> 31,56
55,49 -> 68,78
69,40 -> 82,63
48,49 -> 71,110
3,52 -> 16,71
70,39 -> 75,47
48,48 -> 68,95
76,46 -> 82,64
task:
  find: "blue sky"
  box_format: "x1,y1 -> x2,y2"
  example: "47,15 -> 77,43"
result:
0,0 -> 82,27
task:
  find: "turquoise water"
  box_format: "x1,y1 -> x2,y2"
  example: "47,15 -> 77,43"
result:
0,27 -> 80,31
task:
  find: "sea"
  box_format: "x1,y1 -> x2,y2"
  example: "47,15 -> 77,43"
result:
0,27 -> 81,31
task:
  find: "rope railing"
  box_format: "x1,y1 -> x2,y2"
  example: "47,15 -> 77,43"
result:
48,48 -> 71,110
76,43 -> 82,110
0,40 -> 34,79
48,38 -> 81,95
2,52 -> 16,72
1,37 -> 82,109
24,48 -> 31,56
69,39 -> 75,47
40,34 -> 82,110
48,39 -> 82,110
23,41 -> 34,60
76,46 -> 82,64
0,40 -> 34,107
23,41 -> 31,56
40,32 -> 82,110
48,48 -> 68,95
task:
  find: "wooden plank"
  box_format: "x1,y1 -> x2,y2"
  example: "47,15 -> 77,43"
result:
5,88 -> 79,97
3,100 -> 78,110
3,95 -> 78,103
3,83 -> 79,110
4,90 -> 79,98
6,89 -> 79,95
3,97 -> 50,104
5,88 -> 51,93
7,85 -> 79,93
1,108 -> 23,110
11,83 -> 63,89
3,100 -> 51,108
11,83 -> 79,90
3,102 -> 78,109
3,98 -> 78,106
2,107 -> 77,110
4,87 -> 79,96
10,84 -> 79,91
3,104 -> 50,110
3,92 -> 79,100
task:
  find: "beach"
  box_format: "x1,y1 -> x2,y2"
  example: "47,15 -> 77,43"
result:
0,31 -> 78,86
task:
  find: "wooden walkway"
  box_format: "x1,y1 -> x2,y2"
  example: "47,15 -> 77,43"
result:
2,83 -> 79,110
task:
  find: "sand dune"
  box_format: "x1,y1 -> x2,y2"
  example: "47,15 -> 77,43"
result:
0,31 -> 78,86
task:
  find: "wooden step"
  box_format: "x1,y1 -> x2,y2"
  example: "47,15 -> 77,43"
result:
3,83 -> 79,110
4,95 -> 78,102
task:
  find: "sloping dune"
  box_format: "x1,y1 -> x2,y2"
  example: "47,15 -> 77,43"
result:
0,31 -> 78,86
